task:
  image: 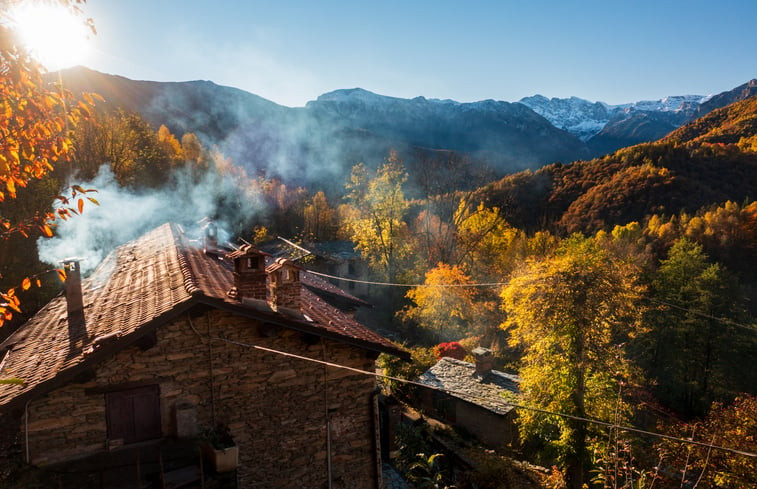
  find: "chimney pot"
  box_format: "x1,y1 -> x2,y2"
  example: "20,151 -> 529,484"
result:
203,221 -> 218,253
227,245 -> 268,301
472,347 -> 493,375
267,258 -> 302,310
61,258 -> 85,328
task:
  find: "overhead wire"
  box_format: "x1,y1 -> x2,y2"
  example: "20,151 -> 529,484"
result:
306,269 -> 509,288
214,334 -> 757,460
304,269 -> 757,332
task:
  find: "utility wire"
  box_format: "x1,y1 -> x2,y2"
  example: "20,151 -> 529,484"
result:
643,296 -> 757,333
305,269 -> 757,332
214,334 -> 757,460
306,270 -> 509,288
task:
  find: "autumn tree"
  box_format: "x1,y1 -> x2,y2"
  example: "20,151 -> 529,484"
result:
0,1 -> 96,327
411,151 -> 493,266
501,235 -> 644,489
302,190 -> 337,241
399,263 -> 477,342
656,394 -> 757,488
456,201 -> 527,280
70,110 -> 171,188
342,150 -> 412,282
637,238 -> 756,416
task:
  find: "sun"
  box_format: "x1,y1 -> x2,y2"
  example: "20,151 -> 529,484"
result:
10,1 -> 92,70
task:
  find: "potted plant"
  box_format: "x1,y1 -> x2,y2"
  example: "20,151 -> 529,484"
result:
201,424 -> 238,473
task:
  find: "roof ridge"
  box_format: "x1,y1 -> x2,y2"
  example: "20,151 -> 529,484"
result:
170,223 -> 201,296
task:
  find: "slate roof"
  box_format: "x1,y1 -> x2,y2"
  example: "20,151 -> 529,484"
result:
0,223 -> 406,412
417,357 -> 520,415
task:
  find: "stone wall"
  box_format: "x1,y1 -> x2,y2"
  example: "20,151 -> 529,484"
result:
23,309 -> 379,489
455,401 -> 516,450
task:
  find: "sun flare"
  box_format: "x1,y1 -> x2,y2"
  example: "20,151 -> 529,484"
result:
10,2 -> 91,70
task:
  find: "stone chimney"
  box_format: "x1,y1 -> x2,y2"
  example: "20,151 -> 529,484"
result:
61,258 -> 85,328
267,258 -> 302,310
472,347 -> 493,375
227,245 -> 268,301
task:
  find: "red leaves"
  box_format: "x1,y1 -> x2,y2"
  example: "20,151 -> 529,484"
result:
433,341 -> 467,360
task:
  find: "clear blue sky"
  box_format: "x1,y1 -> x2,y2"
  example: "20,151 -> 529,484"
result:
81,0 -> 757,107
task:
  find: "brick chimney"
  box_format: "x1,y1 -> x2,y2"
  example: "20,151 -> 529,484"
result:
267,258 -> 302,310
61,259 -> 85,328
472,347 -> 493,375
227,245 -> 268,301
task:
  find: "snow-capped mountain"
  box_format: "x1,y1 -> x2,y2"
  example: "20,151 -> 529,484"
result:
306,88 -> 590,171
519,94 -> 708,142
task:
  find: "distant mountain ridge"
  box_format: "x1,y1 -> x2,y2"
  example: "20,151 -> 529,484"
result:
57,67 -> 590,191
56,67 -> 756,192
519,81 -> 757,155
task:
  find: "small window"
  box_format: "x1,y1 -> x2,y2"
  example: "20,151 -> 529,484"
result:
106,385 -> 161,445
246,256 -> 259,270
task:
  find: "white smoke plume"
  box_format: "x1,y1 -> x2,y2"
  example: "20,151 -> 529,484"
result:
37,165 -> 265,274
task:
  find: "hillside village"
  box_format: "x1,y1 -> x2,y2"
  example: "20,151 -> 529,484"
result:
1,10 -> 756,487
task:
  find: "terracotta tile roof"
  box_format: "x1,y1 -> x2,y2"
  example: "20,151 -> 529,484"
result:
417,358 -> 520,415
258,239 -> 371,309
0,223 -> 406,411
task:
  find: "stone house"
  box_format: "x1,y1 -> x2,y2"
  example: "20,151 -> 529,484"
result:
416,348 -> 520,450
0,223 -> 407,488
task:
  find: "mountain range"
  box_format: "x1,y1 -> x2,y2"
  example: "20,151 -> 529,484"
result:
56,67 -> 757,192
471,94 -> 757,235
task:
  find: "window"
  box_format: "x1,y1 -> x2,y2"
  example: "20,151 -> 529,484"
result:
246,256 -> 259,270
105,385 -> 161,445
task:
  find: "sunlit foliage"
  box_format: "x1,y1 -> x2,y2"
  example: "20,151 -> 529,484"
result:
501,235 -> 645,489
342,150 -> 412,282
0,0 -> 97,327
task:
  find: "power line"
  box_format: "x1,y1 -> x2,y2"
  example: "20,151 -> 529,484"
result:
305,269 -> 757,332
643,296 -> 757,333
306,269 -> 509,288
214,334 -> 757,460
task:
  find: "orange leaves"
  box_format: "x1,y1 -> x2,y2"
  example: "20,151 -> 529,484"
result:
0,269 -> 61,328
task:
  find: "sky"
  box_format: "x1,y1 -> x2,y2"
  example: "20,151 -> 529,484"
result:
60,0 -> 757,107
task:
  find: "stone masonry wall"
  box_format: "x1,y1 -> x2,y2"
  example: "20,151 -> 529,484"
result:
23,309 -> 379,489
455,401 -> 515,450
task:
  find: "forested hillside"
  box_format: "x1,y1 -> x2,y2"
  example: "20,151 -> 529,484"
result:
473,96 -> 757,233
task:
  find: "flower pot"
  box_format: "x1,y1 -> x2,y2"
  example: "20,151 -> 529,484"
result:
203,443 -> 238,473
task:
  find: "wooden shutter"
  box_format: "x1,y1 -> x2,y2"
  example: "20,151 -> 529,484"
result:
106,385 -> 161,444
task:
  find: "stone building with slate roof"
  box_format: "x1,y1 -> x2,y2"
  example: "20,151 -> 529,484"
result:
417,348 -> 520,450
0,223 -> 407,489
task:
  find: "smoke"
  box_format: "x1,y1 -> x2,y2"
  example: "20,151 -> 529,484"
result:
37,165 -> 266,274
